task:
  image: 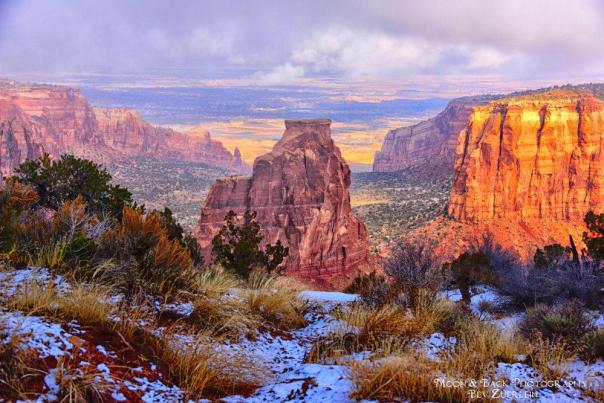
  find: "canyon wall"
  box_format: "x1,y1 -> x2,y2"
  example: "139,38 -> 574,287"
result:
94,108 -> 246,170
426,90 -> 604,259
449,91 -> 604,223
0,80 -> 248,177
373,96 -> 498,173
195,119 -> 369,280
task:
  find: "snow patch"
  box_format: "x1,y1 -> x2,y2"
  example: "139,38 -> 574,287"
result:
0,312 -> 77,358
299,291 -> 358,306
124,377 -> 184,402
416,332 -> 457,361
0,267 -> 70,298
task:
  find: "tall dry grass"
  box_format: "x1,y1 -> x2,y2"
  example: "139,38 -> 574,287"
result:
447,319 -> 528,381
52,357 -> 109,403
350,354 -> 480,402
245,270 -> 308,330
194,266 -> 240,297
56,284 -> 113,326
7,278 -> 58,315
140,328 -> 269,399
0,332 -> 44,400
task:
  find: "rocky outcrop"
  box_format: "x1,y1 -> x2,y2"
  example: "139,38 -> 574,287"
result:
0,80 -> 248,177
381,86 -> 604,261
95,108 -> 249,171
424,89 -> 604,260
373,96 -> 499,173
449,91 -> 604,223
195,119 -> 369,278
0,100 -> 49,178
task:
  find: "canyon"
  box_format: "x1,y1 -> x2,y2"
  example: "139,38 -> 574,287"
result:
389,86 -> 604,260
372,95 -> 499,174
195,119 -> 369,285
5,78 -> 604,268
0,80 -> 247,178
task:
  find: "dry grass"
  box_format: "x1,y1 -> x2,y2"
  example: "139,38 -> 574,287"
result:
527,335 -> 571,379
448,319 -> 528,380
348,318 -> 523,402
149,329 -> 269,399
580,329 -> 604,363
344,297 -> 530,401
195,267 -> 241,298
307,329 -> 409,364
311,295 -> 456,365
8,279 -> 58,315
337,296 -> 454,343
5,273 -> 267,399
52,358 -> 109,403
100,206 -> 197,298
350,354 -> 481,402
245,271 -> 307,330
0,332 -> 44,400
32,239 -> 68,272
9,279 -> 113,328
56,284 -> 113,326
189,295 -> 252,338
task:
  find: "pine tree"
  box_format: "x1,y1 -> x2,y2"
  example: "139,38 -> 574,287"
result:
211,210 -> 288,278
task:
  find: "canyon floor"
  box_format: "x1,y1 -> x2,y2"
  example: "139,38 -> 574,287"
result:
106,157 -> 450,252
2,267 -> 603,402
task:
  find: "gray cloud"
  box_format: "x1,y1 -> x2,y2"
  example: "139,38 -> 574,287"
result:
1,0 -> 603,82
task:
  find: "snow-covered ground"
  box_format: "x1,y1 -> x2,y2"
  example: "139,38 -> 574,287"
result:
222,291 -> 360,402
1,268 -> 603,402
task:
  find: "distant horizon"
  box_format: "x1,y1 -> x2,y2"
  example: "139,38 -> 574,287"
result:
5,73 -> 604,170
3,0 -> 604,169
3,0 -> 604,94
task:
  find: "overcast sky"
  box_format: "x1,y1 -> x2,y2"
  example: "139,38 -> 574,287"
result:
1,0 -> 604,87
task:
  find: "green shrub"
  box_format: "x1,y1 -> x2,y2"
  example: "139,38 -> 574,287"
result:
580,330 -> 604,362
14,154 -> 131,218
64,232 -> 98,268
157,207 -> 203,266
520,301 -> 595,346
583,211 -> 604,261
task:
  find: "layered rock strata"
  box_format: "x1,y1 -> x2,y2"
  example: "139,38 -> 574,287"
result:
195,119 -> 369,277
0,80 -> 248,177
373,96 -> 498,173
449,91 -> 604,224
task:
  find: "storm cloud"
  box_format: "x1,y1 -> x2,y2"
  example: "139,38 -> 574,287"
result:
1,0 -> 603,83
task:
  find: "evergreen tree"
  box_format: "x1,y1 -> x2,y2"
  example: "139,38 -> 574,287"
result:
211,210 -> 288,278
533,243 -> 568,270
583,211 -> 604,261
15,154 -> 132,218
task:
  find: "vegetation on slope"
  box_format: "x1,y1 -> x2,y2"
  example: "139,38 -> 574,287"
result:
351,167 -> 451,251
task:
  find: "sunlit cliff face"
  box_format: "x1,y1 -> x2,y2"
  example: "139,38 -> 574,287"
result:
449,91 -> 604,223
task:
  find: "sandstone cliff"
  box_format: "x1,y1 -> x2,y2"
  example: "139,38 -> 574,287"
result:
195,119 -> 369,280
0,80 -> 248,177
95,108 -> 248,171
0,100 -> 49,178
383,86 -> 604,261
422,89 -> 603,260
449,90 -> 604,223
373,95 -> 499,174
